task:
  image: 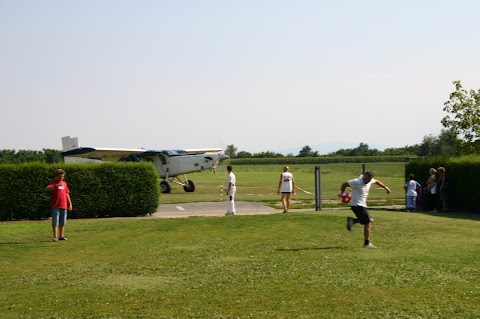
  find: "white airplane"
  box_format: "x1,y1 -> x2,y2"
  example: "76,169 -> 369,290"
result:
61,136 -> 229,193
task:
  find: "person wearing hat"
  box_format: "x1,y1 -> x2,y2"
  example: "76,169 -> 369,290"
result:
278,166 -> 296,213
45,169 -> 72,242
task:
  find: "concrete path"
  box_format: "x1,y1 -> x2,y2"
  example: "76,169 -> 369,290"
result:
151,201 -> 279,218
150,202 -> 406,218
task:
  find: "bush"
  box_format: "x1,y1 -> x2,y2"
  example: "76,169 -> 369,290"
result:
0,162 -> 160,220
406,155 -> 480,211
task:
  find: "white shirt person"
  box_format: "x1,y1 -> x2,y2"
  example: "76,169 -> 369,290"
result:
278,166 -> 295,213
225,165 -> 236,215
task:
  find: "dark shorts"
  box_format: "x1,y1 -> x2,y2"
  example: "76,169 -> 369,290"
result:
350,206 -> 372,225
440,191 -> 448,201
282,192 -> 291,194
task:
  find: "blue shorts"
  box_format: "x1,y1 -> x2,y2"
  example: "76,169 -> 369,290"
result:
350,206 -> 372,225
51,208 -> 67,227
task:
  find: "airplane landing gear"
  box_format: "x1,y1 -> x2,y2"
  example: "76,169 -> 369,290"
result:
183,180 -> 196,192
160,177 -> 196,193
160,181 -> 172,193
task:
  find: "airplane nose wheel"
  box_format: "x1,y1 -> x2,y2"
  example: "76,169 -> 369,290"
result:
160,181 -> 172,193
183,180 -> 196,192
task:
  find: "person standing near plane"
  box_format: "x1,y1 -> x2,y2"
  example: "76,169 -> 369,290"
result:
225,165 -> 236,215
45,169 -> 72,242
278,166 -> 295,213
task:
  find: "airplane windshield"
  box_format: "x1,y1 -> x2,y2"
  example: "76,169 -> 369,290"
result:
162,150 -> 179,156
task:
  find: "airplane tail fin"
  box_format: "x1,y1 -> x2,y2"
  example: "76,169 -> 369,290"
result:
61,136 -> 95,163
62,136 -> 79,151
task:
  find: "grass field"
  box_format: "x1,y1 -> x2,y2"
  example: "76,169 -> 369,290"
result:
1,209 -> 479,318
161,163 -> 407,208
2,162 -> 478,318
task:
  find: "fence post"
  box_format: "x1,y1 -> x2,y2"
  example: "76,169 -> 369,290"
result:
315,165 -> 321,211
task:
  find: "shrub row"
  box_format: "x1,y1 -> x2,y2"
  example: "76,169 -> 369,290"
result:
0,162 -> 160,221
406,155 -> 480,211
231,156 -> 414,165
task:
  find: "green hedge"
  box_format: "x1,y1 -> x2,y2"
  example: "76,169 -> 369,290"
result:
0,162 -> 160,221
231,156 -> 414,165
406,155 -> 480,211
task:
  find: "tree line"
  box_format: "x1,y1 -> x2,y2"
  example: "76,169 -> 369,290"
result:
0,149 -> 63,164
225,128 -> 460,159
2,81 -> 479,163
226,81 -> 480,159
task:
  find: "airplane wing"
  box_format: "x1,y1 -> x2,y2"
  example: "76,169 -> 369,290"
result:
62,147 -> 225,161
62,147 -> 148,161
176,148 -> 224,155
136,148 -> 225,158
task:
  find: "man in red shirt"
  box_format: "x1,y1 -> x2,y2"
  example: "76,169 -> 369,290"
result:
45,169 -> 73,242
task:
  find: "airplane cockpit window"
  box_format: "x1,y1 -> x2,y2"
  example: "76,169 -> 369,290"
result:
119,154 -> 141,162
159,154 -> 167,165
162,150 -> 180,156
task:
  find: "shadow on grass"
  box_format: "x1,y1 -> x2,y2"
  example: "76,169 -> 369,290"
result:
276,246 -> 343,252
0,239 -> 53,245
416,210 -> 480,221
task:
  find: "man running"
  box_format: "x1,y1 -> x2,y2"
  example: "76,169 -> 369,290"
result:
339,171 -> 391,248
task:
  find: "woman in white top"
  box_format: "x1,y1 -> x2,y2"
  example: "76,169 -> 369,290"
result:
278,166 -> 295,213
426,168 -> 438,212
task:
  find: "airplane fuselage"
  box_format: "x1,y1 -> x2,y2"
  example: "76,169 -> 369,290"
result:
60,136 -> 229,193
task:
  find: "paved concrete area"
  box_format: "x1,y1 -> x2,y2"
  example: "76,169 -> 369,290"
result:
150,202 -> 406,218
151,201 -> 279,218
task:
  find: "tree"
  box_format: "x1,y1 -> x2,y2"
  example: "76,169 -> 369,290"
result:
436,129 -> 461,157
351,143 -> 379,156
419,134 -> 437,157
0,149 -> 63,163
298,145 -> 312,157
417,129 -> 461,157
442,80 -> 480,153
297,145 -> 318,157
43,148 -> 63,163
236,151 -> 252,158
328,143 -> 380,156
253,151 -> 284,158
225,145 -> 237,158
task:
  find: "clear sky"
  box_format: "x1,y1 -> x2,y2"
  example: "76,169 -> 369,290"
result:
1,0 -> 479,155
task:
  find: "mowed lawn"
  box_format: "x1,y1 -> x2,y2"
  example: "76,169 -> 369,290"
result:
1,210 -> 479,319
160,163 -> 407,208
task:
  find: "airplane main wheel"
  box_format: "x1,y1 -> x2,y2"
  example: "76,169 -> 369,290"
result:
183,180 -> 196,192
160,181 -> 172,193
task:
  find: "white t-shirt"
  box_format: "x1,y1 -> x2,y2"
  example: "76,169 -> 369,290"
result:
348,175 -> 376,207
405,180 -> 420,196
226,172 -> 236,193
280,172 -> 293,192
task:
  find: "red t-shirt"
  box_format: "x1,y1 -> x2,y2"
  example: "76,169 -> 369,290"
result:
48,180 -> 70,209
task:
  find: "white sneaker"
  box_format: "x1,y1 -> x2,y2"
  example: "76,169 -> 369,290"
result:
53,238 -> 58,242
363,242 -> 377,248
225,212 -> 235,216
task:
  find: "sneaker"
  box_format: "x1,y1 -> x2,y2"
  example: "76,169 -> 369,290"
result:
283,210 -> 288,213
225,212 -> 235,216
346,217 -> 354,231
363,242 -> 377,248
59,237 -> 68,241
53,238 -> 58,242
